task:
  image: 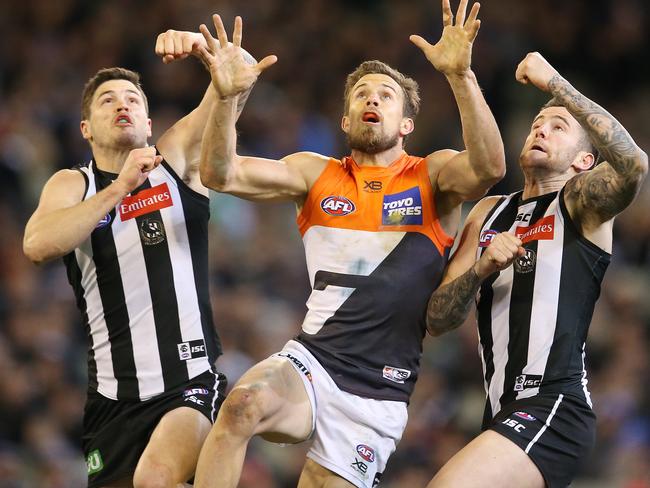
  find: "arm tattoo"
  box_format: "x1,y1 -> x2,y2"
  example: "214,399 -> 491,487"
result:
426,266 -> 481,336
548,75 -> 647,221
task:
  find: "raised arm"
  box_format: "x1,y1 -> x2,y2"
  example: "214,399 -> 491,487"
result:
196,15 -> 324,202
425,197 -> 524,336
23,148 -> 161,264
411,0 -> 505,205
516,52 -> 648,230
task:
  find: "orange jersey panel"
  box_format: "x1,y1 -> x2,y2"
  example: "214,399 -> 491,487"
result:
297,153 -> 453,255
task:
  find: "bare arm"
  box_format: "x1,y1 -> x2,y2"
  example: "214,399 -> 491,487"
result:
516,52 -> 648,228
153,27 -> 256,187
411,0 -> 505,205
196,15 -> 325,202
426,196 -> 524,336
24,148 -> 161,264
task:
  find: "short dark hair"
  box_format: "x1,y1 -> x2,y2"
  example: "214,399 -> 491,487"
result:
541,98 -> 600,163
343,60 -> 420,119
81,67 -> 149,120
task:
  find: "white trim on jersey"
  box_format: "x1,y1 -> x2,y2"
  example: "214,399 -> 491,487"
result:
152,165 -> 211,380
301,226 -> 405,335
580,343 -> 593,408
525,393 -> 564,453
517,198 -> 564,401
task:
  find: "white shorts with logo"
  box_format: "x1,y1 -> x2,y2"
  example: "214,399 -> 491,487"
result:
273,340 -> 408,488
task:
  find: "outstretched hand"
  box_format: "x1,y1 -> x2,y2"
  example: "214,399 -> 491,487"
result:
515,52 -> 561,92
410,0 -> 481,76
196,15 -> 277,99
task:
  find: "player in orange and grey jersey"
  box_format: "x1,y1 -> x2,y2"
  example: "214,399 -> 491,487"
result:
191,3 -> 506,487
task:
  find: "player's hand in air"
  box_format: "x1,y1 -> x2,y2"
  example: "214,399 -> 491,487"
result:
515,52 -> 561,92
115,147 -> 162,193
474,232 -> 525,279
196,15 -> 277,99
155,30 -> 207,64
410,0 -> 481,76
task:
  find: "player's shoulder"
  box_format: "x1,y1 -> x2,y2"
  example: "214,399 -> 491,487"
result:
465,194 -> 505,225
47,168 -> 88,189
282,151 -> 332,187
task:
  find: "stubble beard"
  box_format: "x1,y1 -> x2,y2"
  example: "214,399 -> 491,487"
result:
347,126 -> 400,155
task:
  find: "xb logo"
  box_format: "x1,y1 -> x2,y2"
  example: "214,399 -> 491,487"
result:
363,180 -> 382,192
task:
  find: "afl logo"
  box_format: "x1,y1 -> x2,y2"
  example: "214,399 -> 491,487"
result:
321,196 -> 356,216
356,444 -> 375,463
514,411 -> 537,422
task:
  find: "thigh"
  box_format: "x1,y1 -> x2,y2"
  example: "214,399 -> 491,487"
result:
427,430 -> 544,488
298,459 -> 357,488
135,406 -> 212,484
224,355 -> 313,443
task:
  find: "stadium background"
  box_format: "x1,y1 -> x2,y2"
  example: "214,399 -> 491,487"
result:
0,0 -> 648,486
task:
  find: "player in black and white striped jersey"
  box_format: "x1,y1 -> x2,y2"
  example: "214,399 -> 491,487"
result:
423,52 -> 647,487
22,18 -> 258,488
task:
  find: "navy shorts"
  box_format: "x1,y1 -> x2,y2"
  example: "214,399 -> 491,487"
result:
83,370 -> 227,488
487,393 -> 596,488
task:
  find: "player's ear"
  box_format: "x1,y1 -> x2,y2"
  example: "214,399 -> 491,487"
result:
341,115 -> 350,134
80,120 -> 92,141
400,117 -> 414,137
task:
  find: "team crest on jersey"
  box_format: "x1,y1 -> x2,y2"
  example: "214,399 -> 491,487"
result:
514,248 -> 536,274
515,215 -> 555,244
139,218 -> 166,245
95,213 -> 112,229
382,187 -> 422,225
479,229 -> 498,247
119,183 -> 173,221
321,196 -> 356,216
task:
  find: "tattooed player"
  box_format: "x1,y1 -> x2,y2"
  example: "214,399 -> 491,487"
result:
424,52 -> 647,488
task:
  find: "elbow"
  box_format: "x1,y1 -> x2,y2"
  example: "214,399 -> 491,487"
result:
23,237 -> 50,265
199,162 -> 230,192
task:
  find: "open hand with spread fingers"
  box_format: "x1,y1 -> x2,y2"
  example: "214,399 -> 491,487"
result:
515,52 -> 561,93
196,15 -> 277,99
410,0 -> 482,76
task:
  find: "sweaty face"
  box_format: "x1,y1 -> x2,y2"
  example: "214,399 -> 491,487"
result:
519,106 -> 588,173
343,74 -> 409,155
81,79 -> 151,151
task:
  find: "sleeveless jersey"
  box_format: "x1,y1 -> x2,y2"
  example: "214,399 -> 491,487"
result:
295,153 -> 454,402
63,156 -> 221,401
475,188 -> 610,423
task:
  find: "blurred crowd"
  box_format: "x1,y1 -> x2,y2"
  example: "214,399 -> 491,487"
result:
1,0 -> 649,486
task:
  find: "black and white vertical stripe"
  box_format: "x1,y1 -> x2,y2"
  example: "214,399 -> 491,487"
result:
63,158 -> 220,401
475,190 -> 609,419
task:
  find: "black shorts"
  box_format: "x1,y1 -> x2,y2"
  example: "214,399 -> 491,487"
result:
487,392 -> 596,488
83,370 -> 227,488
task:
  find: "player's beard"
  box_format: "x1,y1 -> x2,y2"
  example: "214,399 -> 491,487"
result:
347,126 -> 399,155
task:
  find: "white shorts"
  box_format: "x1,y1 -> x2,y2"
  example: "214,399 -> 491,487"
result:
273,340 -> 408,488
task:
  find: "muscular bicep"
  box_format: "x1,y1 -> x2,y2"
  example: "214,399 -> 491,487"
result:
439,196 -> 500,286
220,152 -> 327,202
28,170 -> 86,221
433,150 -> 498,203
565,158 -> 647,228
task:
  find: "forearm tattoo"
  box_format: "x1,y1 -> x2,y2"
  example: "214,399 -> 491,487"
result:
426,266 -> 481,336
548,75 -> 647,220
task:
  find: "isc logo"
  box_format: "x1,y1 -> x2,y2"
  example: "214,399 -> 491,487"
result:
321,196 -> 356,216
356,444 -> 375,463
502,418 -> 526,433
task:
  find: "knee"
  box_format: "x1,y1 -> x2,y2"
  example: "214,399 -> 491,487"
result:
218,383 -> 267,434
